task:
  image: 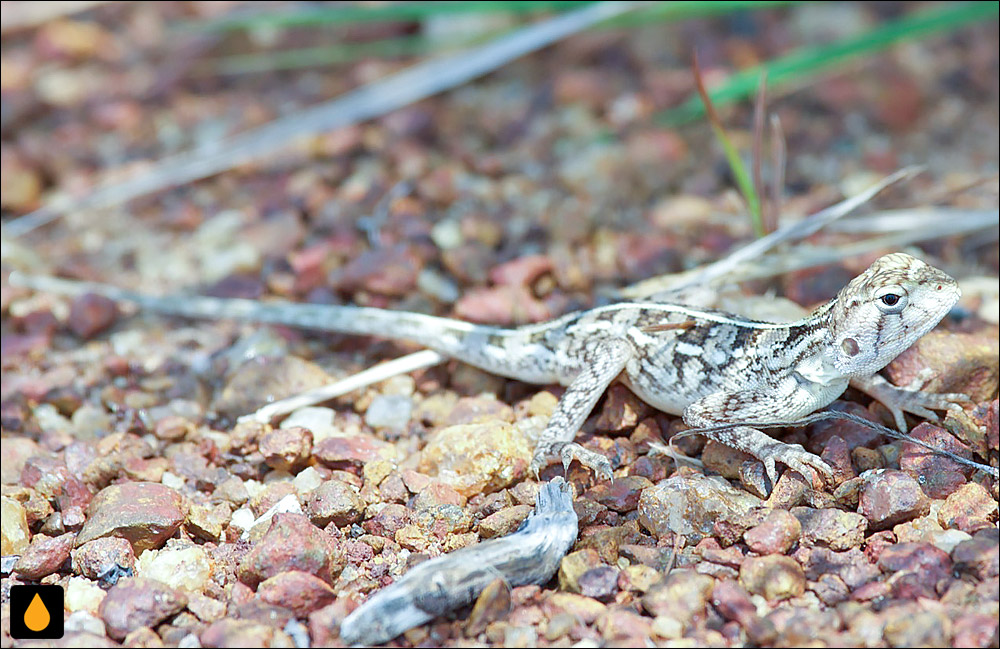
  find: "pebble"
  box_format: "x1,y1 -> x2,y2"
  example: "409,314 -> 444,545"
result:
314,433 -> 397,469
791,507 -> 868,551
577,566 -> 620,602
237,512 -> 343,587
937,482 -> 997,533
466,577 -> 511,636
899,423 -> 973,498
640,569 -> 714,626
638,473 -> 762,542
951,531 -> 999,580
200,619 -> 292,648
583,475 -> 651,513
65,576 -> 107,614
885,329 -> 999,403
419,421 -> 531,497
743,510 -> 801,555
14,531 -> 75,579
75,481 -> 187,553
857,470 -> 930,531
135,544 -> 214,594
68,293 -> 119,339
478,504 -> 533,539
739,555 -> 806,600
71,536 -> 135,583
364,393 -> 414,430
99,577 -> 188,641
257,570 -> 337,617
305,479 -> 366,527
1,497 -> 31,554
259,427 -> 313,472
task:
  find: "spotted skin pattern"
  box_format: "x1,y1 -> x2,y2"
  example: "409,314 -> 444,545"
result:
11,253 -> 966,485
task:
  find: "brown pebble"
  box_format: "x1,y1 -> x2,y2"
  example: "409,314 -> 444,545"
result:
99,577 -> 187,641
857,470 -> 930,531
14,532 -> 75,579
259,426 -> 313,472
739,555 -> 805,601
743,509 -> 801,555
75,481 -> 186,553
257,570 -> 337,617
237,512 -> 344,587
68,293 -> 118,339
937,482 -> 998,533
306,480 -> 366,528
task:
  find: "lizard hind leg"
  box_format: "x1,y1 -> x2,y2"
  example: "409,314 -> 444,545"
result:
683,390 -> 834,487
529,338 -> 634,481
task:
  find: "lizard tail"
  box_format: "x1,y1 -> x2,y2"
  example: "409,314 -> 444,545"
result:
8,271 -> 505,357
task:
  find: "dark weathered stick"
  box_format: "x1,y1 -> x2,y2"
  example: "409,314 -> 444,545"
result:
338,477 -> 579,646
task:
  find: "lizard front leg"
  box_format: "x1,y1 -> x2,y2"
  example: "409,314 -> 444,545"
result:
530,338 -> 633,481
850,373 -> 970,431
683,388 -> 834,486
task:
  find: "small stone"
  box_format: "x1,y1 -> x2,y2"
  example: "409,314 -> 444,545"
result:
593,384 -> 652,432
951,532 -> 999,580
857,470 -> 930,531
559,548 -> 604,593
583,475 -> 651,513
791,507 -> 868,551
479,505 -> 532,539
466,577 -> 511,637
187,503 -> 230,542
937,482 -> 997,533
412,481 -> 466,510
899,423 -> 973,499
306,480 -> 366,528
259,427 -> 313,472
877,542 -> 952,599
743,510 -> 801,555
577,566 -> 620,602
314,434 -> 396,469
257,570 -> 337,617
638,474 -> 762,542
711,580 -> 776,645
640,570 -> 714,626
363,503 -> 411,538
135,545 -> 213,595
885,328 -> 999,403
200,619 -> 291,648
420,421 -> 531,497
99,577 -> 188,641
364,394 -> 413,430
703,441 -> 754,480
1,497 -> 31,554
739,555 -> 805,601
238,512 -> 343,587
72,537 -> 135,583
65,575 -> 107,614
618,564 -> 661,593
75,481 -> 186,553
68,293 -> 119,339
14,532 -> 75,579
488,255 -> 553,287
542,592 -> 607,625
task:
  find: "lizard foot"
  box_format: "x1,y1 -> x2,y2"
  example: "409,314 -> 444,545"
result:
529,442 -> 614,482
855,371 -> 971,431
757,442 -> 833,487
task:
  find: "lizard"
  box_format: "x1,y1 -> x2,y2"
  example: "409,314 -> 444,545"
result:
9,252 -> 967,485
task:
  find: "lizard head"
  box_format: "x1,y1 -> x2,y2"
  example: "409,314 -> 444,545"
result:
826,253 -> 960,377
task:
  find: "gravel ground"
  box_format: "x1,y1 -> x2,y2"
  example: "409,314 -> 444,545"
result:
1,2 -> 998,647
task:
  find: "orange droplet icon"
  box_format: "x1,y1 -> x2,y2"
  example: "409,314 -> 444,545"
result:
24,592 -> 51,632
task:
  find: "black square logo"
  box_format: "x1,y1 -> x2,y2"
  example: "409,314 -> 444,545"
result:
9,584 -> 65,639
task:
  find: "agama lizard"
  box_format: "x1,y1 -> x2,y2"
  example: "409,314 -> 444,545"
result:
9,252 -> 967,484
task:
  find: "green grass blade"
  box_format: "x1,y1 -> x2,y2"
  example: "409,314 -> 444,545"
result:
658,2 -> 1000,127
190,1 -> 596,31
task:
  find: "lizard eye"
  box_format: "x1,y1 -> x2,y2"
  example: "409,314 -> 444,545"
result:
874,286 -> 908,314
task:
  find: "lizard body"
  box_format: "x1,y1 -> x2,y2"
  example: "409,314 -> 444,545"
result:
10,253 -> 965,483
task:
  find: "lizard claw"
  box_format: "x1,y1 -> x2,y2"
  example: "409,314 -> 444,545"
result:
758,442 -> 833,486
530,441 -> 614,481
